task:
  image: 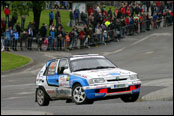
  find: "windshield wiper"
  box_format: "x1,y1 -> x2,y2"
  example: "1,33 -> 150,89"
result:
94,66 -> 116,69
73,66 -> 115,72
73,68 -> 95,72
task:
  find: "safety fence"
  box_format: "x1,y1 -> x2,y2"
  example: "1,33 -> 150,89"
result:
1,16 -> 173,51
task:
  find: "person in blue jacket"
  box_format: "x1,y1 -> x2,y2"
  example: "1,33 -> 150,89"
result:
4,28 -> 11,51
74,8 -> 80,25
49,9 -> 54,26
13,29 -> 19,51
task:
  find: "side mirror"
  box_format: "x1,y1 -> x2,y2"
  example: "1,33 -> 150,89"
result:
63,69 -> 70,75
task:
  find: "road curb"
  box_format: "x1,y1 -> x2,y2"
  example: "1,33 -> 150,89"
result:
1,54 -> 35,75
1,110 -> 54,115
141,86 -> 173,101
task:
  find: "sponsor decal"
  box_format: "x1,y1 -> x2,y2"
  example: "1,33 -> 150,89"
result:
47,90 -> 55,94
59,75 -> 70,87
56,88 -> 71,95
109,73 -> 120,76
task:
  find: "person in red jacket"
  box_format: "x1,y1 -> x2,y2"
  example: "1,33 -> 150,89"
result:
139,14 -> 145,32
121,6 -> 126,18
126,7 -> 131,17
79,29 -> 86,48
125,16 -> 129,35
4,6 -> 10,26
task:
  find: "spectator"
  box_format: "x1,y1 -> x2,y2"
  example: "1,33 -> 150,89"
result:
4,6 -> 10,26
69,10 -> 73,27
8,18 -> 14,29
13,29 -> 19,51
134,4 -> 140,15
73,26 -> 79,48
108,8 -> 112,19
65,32 -> 70,49
145,13 -> 151,30
20,30 -> 27,51
27,22 -> 32,30
139,14 -> 145,32
120,3 -> 126,18
4,28 -> 11,51
56,26 -> 61,50
69,29 -> 74,49
43,37 -> 49,51
55,10 -> 61,27
36,32 -> 42,51
40,23 -> 47,38
95,24 -> 102,44
9,26 -> 13,49
79,28 -> 86,48
12,9 -> 18,25
21,15 -> 26,30
120,17 -> 125,38
15,23 -> 21,37
1,18 -> 6,34
134,14 -> 139,33
49,27 -> 55,50
49,9 -> 54,26
80,11 -> 88,25
74,8 -> 80,25
61,27 -> 65,50
28,27 -> 33,50
88,6 -> 94,16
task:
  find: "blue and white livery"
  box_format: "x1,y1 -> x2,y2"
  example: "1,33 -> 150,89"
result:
35,54 -> 141,106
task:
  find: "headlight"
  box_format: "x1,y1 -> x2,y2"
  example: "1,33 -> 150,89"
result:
88,78 -> 105,84
129,74 -> 138,80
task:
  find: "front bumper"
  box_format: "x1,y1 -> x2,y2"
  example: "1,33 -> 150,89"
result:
83,80 -> 141,99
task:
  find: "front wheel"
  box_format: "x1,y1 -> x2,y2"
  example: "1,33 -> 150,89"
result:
36,88 -> 50,106
120,93 -> 139,102
72,84 -> 93,105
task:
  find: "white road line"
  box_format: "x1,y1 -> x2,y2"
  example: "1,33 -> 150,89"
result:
2,83 -> 35,88
16,92 -> 35,95
103,32 -> 172,56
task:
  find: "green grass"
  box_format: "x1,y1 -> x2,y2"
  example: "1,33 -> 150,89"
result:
104,5 -> 117,13
1,7 -> 73,33
1,52 -> 31,72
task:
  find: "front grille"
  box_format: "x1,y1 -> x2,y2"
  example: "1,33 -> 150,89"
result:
107,87 -> 130,93
107,78 -> 127,82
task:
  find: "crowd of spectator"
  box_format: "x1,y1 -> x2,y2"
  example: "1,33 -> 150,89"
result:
1,1 -> 173,52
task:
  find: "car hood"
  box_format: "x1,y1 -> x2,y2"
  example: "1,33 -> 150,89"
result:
72,68 -> 136,80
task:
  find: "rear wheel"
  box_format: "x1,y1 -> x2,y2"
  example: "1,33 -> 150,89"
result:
120,93 -> 139,102
36,88 -> 50,106
72,84 -> 93,105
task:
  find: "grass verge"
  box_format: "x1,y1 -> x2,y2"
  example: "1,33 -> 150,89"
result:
1,52 -> 31,72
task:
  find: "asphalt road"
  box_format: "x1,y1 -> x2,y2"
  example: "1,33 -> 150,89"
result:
1,26 -> 173,115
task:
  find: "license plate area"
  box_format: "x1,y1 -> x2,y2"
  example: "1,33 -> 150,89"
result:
111,84 -> 126,89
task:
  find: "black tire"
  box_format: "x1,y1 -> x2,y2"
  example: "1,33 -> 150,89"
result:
36,88 -> 50,106
120,93 -> 139,102
72,84 -> 93,105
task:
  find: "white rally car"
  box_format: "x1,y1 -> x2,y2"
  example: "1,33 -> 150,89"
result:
35,54 -> 141,106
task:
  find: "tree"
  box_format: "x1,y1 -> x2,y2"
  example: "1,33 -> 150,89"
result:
11,1 -> 46,33
31,1 -> 46,33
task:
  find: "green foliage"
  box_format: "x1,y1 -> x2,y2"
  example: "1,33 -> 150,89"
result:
11,1 -> 30,16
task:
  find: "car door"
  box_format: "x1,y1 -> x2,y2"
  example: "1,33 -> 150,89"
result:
46,60 -> 59,87
56,58 -> 72,98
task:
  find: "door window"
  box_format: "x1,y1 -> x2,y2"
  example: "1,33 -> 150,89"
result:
58,59 -> 69,74
48,61 -> 57,75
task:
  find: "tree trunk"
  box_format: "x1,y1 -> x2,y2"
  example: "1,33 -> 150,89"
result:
33,7 -> 41,34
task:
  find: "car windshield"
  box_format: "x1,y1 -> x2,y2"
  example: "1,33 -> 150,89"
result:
70,58 -> 117,72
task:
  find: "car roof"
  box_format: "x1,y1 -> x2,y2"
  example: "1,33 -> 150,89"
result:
47,54 -> 105,62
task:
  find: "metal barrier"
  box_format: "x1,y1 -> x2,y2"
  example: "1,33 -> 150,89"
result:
1,16 -> 173,51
